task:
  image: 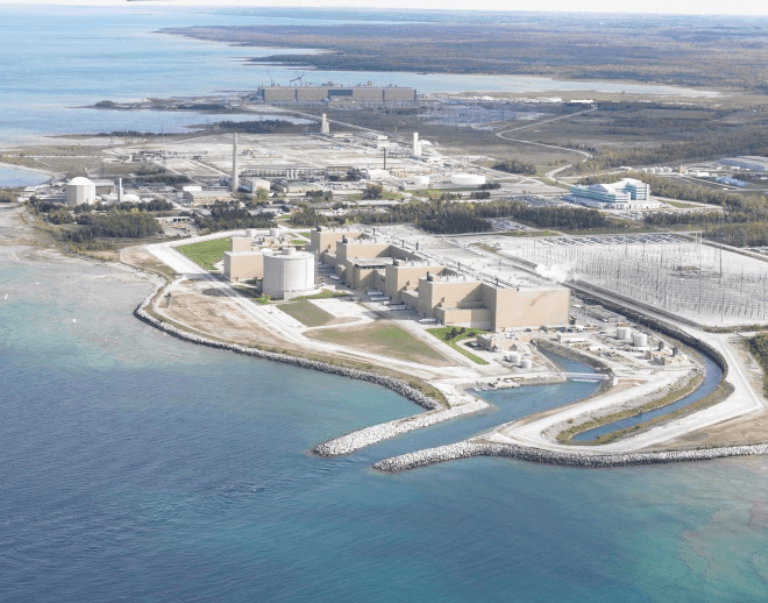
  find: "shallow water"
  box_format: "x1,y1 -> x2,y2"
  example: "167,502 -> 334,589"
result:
2,247 -> 768,602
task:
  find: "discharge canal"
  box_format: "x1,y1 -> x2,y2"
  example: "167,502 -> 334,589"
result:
572,353 -> 724,442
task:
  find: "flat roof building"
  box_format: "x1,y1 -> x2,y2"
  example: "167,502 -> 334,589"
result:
565,178 -> 658,209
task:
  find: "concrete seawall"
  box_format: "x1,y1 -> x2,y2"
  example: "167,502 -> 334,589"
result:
372,440 -> 768,472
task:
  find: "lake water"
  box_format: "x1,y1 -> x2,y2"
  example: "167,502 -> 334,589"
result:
2,237 -> 768,602
0,165 -> 51,187
0,5 -> 717,146
2,6 -> 768,601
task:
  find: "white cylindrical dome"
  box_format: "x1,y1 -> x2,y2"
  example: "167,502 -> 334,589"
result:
507,351 -> 521,365
262,250 -> 315,299
65,177 -> 96,206
451,173 -> 486,186
616,326 -> 632,341
632,333 -> 649,348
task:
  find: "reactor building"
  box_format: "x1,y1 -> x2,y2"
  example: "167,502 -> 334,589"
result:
65,177 -> 97,206
262,248 -> 316,300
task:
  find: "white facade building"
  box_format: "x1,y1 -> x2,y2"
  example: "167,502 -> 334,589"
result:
566,178 -> 659,209
65,177 -> 97,206
262,248 -> 316,299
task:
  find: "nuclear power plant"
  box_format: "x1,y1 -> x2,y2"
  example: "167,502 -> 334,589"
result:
231,133 -> 239,194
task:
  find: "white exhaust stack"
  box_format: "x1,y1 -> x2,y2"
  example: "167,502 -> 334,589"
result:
320,113 -> 330,135
231,133 -> 239,193
413,132 -> 422,157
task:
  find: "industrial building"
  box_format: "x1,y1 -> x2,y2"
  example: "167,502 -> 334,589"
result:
257,85 -> 417,106
308,228 -> 569,330
65,177 -> 96,206
565,178 -> 659,209
183,189 -> 233,206
262,248 -> 316,299
720,156 -> 768,171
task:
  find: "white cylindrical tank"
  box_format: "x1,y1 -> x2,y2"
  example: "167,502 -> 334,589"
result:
65,177 -> 96,206
632,333 -> 649,348
520,358 -> 533,369
616,326 -> 632,341
507,351 -> 521,365
246,228 -> 259,238
262,249 -> 315,299
410,175 -> 430,186
269,227 -> 282,237
451,173 -> 486,186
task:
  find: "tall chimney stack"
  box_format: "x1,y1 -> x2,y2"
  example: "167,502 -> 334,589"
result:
231,133 -> 239,194
413,132 -> 422,157
320,113 -> 330,135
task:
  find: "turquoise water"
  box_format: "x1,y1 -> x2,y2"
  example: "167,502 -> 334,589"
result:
2,6 -> 768,600
2,250 -> 768,601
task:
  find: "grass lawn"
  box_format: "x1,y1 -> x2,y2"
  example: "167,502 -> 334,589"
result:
279,299 -> 335,327
307,322 -> 449,366
427,326 -> 489,365
177,237 -> 231,271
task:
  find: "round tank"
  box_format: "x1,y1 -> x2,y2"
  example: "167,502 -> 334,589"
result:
246,228 -> 258,238
410,175 -> 430,186
507,351 -> 521,365
616,326 -> 632,341
65,176 -> 96,206
269,227 -> 282,237
262,250 -> 315,299
520,358 -> 533,369
632,333 -> 649,347
451,173 -> 486,186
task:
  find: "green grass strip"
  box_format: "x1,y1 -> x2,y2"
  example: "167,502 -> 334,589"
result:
427,327 -> 489,365
177,237 -> 231,271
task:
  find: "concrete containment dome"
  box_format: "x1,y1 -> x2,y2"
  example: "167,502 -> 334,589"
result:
65,177 -> 96,206
451,173 -> 486,186
262,249 -> 315,299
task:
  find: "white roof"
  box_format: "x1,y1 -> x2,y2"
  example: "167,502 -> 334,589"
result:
67,177 -> 94,186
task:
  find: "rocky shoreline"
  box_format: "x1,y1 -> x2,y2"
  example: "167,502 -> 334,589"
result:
131,284 -> 495,456
372,440 -> 768,472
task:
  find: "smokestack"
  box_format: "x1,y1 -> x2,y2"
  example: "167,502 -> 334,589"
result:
232,133 -> 239,194
320,113 -> 330,135
117,178 -> 122,203
413,132 -> 422,157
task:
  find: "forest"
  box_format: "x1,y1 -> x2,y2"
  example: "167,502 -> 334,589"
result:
165,17 -> 768,93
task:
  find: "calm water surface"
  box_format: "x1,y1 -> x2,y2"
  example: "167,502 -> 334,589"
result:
1,243 -> 768,602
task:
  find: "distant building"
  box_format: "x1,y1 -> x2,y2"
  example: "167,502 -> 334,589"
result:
565,178 -> 659,209
720,156 -> 768,171
258,85 -> 417,105
65,177 -> 96,206
183,190 -> 232,206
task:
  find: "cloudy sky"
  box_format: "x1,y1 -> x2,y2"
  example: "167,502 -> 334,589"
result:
0,0 -> 764,16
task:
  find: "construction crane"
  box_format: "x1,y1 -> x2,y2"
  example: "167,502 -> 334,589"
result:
289,71 -> 306,86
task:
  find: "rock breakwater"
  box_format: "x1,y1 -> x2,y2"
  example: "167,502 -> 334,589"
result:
373,440 -> 768,472
132,286 -> 480,455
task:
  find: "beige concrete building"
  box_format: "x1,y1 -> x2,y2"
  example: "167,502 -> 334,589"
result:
309,228 -> 570,330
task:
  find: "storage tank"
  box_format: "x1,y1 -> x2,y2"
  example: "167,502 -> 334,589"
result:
520,358 -> 533,369
269,227 -> 282,237
246,229 -> 259,238
632,333 -> 649,348
616,326 -> 632,341
506,351 -> 521,365
262,248 -> 315,299
65,177 -> 96,206
451,173 -> 486,186
410,175 -> 430,186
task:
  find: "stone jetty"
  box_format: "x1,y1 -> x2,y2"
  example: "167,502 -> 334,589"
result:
132,287 -> 484,456
372,440 -> 768,472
